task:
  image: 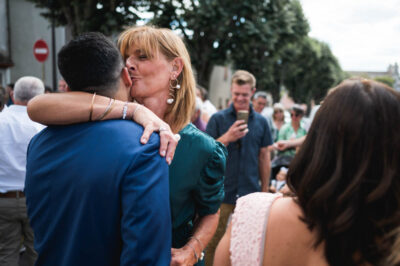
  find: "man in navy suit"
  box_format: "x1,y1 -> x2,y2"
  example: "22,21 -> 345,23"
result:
24,32 -> 171,266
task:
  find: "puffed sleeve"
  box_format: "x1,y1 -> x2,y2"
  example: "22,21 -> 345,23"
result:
194,141 -> 227,216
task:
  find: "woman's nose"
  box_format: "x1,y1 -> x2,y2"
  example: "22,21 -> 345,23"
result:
125,58 -> 136,70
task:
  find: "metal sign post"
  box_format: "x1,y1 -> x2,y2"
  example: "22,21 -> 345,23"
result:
33,39 -> 49,83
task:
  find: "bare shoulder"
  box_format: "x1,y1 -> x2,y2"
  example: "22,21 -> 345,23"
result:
263,197 -> 328,266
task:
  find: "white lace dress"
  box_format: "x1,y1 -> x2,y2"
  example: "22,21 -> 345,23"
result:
230,192 -> 281,266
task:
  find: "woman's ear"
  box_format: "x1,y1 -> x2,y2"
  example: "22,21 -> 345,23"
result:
121,67 -> 132,88
171,57 -> 184,78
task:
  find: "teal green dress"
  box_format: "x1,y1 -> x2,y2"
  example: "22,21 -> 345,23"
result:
169,123 -> 227,251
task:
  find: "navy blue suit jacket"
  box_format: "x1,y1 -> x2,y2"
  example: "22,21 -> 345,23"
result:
25,120 -> 171,266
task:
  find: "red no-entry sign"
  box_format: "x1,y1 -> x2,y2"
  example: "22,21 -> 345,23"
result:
33,39 -> 49,62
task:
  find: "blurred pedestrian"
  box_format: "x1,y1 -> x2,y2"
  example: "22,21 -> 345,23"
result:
6,83 -> 14,106
0,86 -> 6,111
57,79 -> 68,92
196,84 -> 217,123
192,96 -> 207,132
0,76 -> 45,266
276,104 -> 306,158
271,103 -> 285,141
269,166 -> 287,193
205,70 -> 272,265
252,91 -> 275,140
44,85 -> 53,94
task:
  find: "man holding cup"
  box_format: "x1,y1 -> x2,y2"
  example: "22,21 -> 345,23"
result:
205,70 -> 272,265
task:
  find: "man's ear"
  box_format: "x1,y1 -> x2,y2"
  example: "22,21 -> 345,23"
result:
121,67 -> 132,88
251,87 -> 256,97
171,57 -> 184,78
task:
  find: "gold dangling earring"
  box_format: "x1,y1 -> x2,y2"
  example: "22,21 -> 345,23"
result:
167,76 -> 180,105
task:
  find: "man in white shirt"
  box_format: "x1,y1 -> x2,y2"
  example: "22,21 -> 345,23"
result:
196,85 -> 217,123
0,76 -> 45,266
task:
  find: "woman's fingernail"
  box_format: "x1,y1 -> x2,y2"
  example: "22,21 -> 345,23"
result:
167,157 -> 171,165
141,137 -> 147,143
161,150 -> 166,157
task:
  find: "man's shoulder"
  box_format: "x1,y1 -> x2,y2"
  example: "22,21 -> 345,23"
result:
253,111 -> 268,123
31,120 -> 158,152
211,107 -> 231,120
46,120 -> 144,137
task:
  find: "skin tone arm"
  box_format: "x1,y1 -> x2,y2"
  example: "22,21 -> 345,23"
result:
213,222 -> 232,266
259,147 -> 271,192
27,92 -> 178,164
217,120 -> 248,146
171,211 -> 220,266
274,135 -> 306,151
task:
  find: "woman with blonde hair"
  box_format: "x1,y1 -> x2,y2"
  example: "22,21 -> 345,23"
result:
28,26 -> 226,266
271,103 -> 285,141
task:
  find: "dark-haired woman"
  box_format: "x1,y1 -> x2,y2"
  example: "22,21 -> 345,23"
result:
214,79 -> 400,266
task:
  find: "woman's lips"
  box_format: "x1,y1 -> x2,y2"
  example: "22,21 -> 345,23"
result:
130,76 -> 139,84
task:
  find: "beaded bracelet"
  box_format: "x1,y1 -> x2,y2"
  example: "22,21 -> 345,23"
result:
122,102 -> 129,119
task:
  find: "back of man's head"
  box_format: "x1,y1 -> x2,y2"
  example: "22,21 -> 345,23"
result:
13,76 -> 44,105
58,32 -> 123,97
232,70 -> 256,89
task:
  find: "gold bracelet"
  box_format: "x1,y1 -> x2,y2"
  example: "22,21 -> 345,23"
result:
186,242 -> 199,263
89,92 -> 96,122
189,236 -> 204,251
100,99 -> 116,120
96,98 -> 115,121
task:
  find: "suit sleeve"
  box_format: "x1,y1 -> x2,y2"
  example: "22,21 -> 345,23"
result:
119,134 -> 171,266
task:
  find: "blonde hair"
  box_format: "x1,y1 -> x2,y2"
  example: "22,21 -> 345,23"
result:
273,103 -> 285,121
118,26 -> 196,133
231,70 -> 256,89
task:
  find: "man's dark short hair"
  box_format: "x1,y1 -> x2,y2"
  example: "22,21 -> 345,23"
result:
291,104 -> 304,116
58,32 -> 123,97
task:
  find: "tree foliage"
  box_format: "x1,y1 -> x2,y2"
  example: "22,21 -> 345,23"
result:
26,0 -> 145,36
149,0 -> 344,102
149,0 -> 310,99
374,76 -> 394,88
29,0 -> 346,102
281,37 -> 346,103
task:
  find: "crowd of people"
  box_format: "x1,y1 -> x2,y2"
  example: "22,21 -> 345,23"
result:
1,25 -> 400,266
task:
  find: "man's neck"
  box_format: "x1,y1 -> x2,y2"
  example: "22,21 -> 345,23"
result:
234,105 -> 250,113
112,82 -> 131,102
13,101 -> 28,106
